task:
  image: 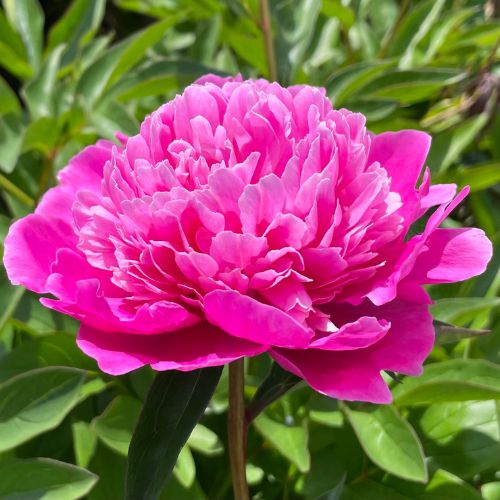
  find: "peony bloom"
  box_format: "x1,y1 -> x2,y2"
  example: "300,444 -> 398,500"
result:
4,75 -> 492,403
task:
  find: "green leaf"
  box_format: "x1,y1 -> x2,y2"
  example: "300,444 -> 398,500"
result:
420,401 -> 500,477
427,114 -> 489,174
393,359 -> 500,405
90,99 -> 139,139
22,45 -> 65,119
254,412 -> 310,473
445,162 -> 500,192
431,297 -> 500,326
107,14 -> 184,87
93,395 -> 141,456
357,69 -> 464,105
246,362 -> 301,423
482,482 -> 500,500
0,114 -> 24,173
2,0 -> 44,71
0,366 -> 86,451
47,0 -> 105,66
173,446 -> 196,489
125,367 -> 223,500
388,0 -> 443,58
22,117 -> 60,155
0,333 -> 96,383
398,0 -> 446,69
0,458 -> 97,500
72,421 -> 98,468
0,75 -> 20,116
343,405 -> 427,482
187,424 -> 223,456
327,61 -> 396,106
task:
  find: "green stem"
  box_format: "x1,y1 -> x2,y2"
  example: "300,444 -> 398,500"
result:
228,359 -> 249,500
259,0 -> 277,81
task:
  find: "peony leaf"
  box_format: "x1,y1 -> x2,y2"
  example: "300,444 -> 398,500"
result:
0,458 -> 97,500
125,366 -> 222,500
393,359 -> 500,405
246,361 -> 301,423
254,412 -> 310,473
420,400 -> 500,477
2,0 -> 44,72
343,404 -> 427,483
0,366 -> 86,452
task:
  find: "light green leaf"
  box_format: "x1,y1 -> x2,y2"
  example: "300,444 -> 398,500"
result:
0,458 -> 97,500
393,359 -> 500,405
0,367 -> 86,452
0,75 -> 20,116
2,0 -> 44,71
327,61 -> 396,106
446,162 -> 500,192
420,401 -> 500,477
482,482 -> 500,500
398,0 -> 446,69
72,421 -> 98,468
254,412 -> 310,473
93,395 -> 141,456
0,114 -> 25,173
0,333 -> 96,383
388,0 -> 443,58
427,114 -> 489,174
22,44 -> 65,119
344,405 -> 427,482
47,0 -> 105,66
187,424 -> 223,456
431,297 -> 500,326
173,446 -> 196,489
106,14 -> 184,87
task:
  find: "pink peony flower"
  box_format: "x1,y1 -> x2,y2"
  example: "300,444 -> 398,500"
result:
4,75 -> 492,403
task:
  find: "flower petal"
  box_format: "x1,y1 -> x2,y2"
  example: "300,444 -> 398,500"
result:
407,227 -> 493,284
272,295 -> 434,403
77,322 -> 265,375
204,289 -> 313,348
3,214 -> 76,293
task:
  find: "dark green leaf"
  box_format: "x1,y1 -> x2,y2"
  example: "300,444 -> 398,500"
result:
246,362 -> 301,423
125,366 -> 222,500
434,320 -> 489,345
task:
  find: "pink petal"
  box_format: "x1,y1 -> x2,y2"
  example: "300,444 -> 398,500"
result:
368,130 -> 431,223
309,316 -> 390,350
3,214 -> 76,293
204,290 -> 313,348
77,322 -> 265,375
407,227 -> 493,284
272,296 -> 434,403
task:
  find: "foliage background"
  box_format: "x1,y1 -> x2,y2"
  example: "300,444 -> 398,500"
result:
0,0 -> 499,498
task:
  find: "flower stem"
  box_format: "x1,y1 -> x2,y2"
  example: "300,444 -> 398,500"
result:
228,358 -> 249,500
259,0 -> 277,82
